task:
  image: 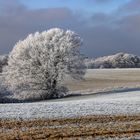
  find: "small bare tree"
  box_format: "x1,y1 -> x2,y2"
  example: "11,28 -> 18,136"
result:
3,28 -> 85,100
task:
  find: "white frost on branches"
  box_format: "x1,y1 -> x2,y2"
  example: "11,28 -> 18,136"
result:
85,53 -> 140,69
3,28 -> 85,100
0,54 -> 8,72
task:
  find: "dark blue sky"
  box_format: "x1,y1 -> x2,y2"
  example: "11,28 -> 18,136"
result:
0,0 -> 140,57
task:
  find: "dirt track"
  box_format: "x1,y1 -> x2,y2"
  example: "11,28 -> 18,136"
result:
0,115 -> 140,139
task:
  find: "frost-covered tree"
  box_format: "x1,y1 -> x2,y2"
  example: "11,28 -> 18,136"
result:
3,28 -> 85,100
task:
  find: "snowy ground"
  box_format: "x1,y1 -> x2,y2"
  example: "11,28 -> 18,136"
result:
0,90 -> 140,119
0,69 -> 140,139
0,69 -> 140,119
66,68 -> 140,91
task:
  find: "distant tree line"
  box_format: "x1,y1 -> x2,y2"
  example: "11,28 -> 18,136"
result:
1,52 -> 140,73
85,53 -> 140,69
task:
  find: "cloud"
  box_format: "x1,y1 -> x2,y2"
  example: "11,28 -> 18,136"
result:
118,0 -> 140,13
0,0 -> 26,16
88,0 -> 113,4
0,2 -> 75,53
0,0 -> 140,57
81,25 -> 140,57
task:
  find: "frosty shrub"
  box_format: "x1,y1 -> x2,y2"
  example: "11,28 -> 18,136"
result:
3,28 -> 85,101
0,55 -> 8,72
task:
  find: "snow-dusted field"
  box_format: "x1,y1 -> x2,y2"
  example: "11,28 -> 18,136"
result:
0,90 -> 140,119
66,68 -> 140,91
0,69 -> 140,119
0,69 -> 140,139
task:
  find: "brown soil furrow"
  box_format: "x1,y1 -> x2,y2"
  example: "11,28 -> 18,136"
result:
0,115 -> 140,139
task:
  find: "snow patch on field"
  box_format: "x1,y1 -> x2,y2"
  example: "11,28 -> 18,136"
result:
0,91 -> 140,119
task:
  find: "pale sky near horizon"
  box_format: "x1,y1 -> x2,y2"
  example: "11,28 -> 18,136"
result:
0,0 -> 140,57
